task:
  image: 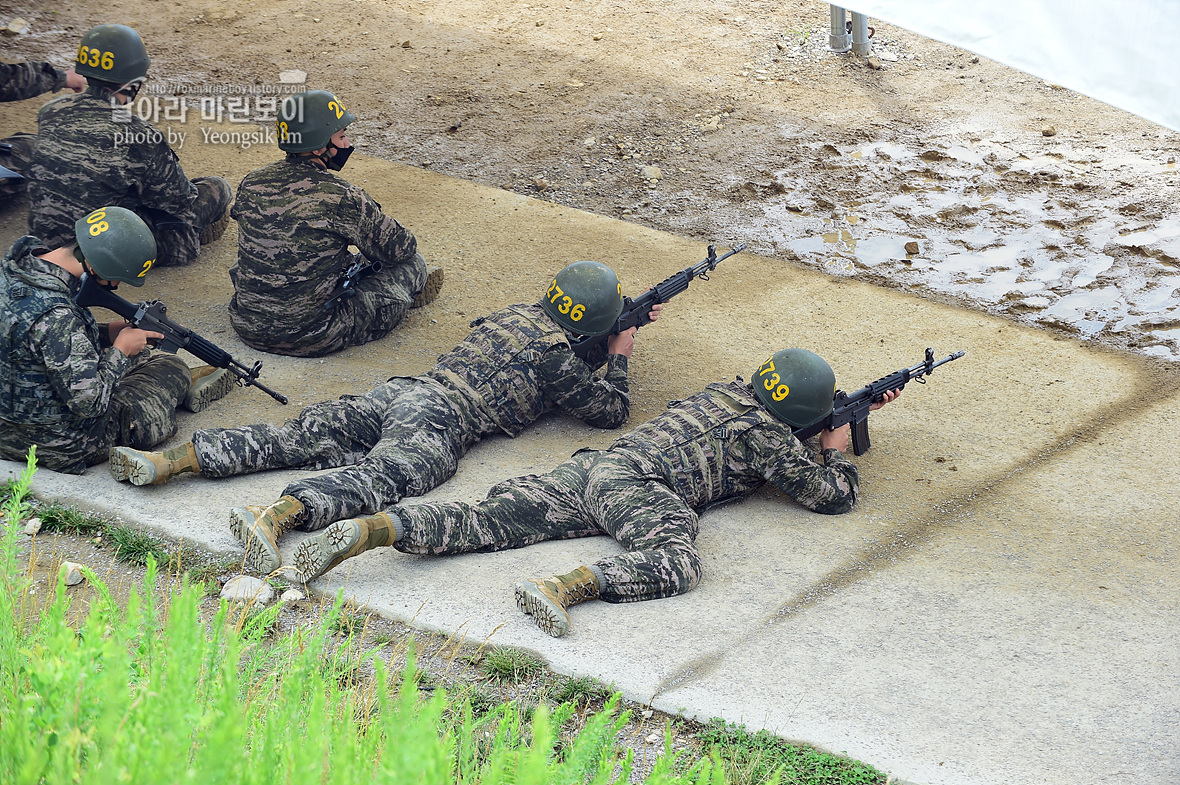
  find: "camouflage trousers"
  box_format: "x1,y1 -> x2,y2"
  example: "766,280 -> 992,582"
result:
395,449 -> 703,603
0,133 -> 36,196
0,352 -> 190,474
191,377 -> 479,530
144,176 -> 233,267
246,251 -> 427,358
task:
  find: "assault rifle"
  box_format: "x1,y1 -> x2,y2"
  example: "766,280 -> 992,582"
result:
74,274 -> 289,405
570,242 -> 746,359
324,255 -> 382,311
793,348 -> 965,455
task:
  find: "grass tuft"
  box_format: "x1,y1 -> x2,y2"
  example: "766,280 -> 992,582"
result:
480,646 -> 545,684
552,675 -> 611,708
107,523 -> 175,567
698,718 -> 886,785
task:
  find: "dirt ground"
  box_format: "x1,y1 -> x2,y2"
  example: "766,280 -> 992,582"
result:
3,0 -> 1179,359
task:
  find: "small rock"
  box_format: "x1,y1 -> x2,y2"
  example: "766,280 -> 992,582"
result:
401,40 -> 412,48
776,41 -> 785,51
4,18 -> 29,36
703,115 -> 721,131
61,561 -> 84,586
24,517 -> 42,536
640,165 -> 662,181
641,709 -> 654,719
280,588 -> 305,603
278,69 -> 307,84
1041,125 -> 1057,137
532,176 -> 549,191
865,56 -> 883,70
535,19 -> 544,26
583,136 -> 596,147
645,732 -> 661,743
592,33 -> 603,41
221,575 -> 274,605
905,241 -> 920,255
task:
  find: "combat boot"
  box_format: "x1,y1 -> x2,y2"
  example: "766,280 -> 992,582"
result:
199,207 -> 230,245
228,495 -> 306,575
514,565 -> 600,638
410,266 -> 444,308
182,365 -> 235,413
293,511 -> 401,582
109,442 -> 200,486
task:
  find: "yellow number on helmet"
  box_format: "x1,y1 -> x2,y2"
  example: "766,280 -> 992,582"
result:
138,259 -> 155,278
771,384 -> 789,401
100,50 -> 114,70
763,372 -> 780,391
570,304 -> 585,321
558,296 -> 572,314
88,221 -> 109,236
328,100 -> 346,119
86,209 -> 107,224
76,45 -> 88,64
758,358 -> 776,375
88,48 -> 100,67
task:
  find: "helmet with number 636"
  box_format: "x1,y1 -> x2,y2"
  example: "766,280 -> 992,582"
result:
74,206 -> 157,287
74,24 -> 150,84
540,260 -> 624,337
277,89 -> 356,153
752,348 -> 836,428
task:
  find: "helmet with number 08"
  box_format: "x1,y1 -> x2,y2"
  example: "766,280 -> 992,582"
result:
74,206 -> 157,287
540,260 -> 624,337
277,89 -> 356,153
752,348 -> 837,428
74,24 -> 150,84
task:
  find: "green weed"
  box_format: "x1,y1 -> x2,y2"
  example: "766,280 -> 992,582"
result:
698,718 -> 886,785
552,675 -> 612,708
480,646 -> 545,684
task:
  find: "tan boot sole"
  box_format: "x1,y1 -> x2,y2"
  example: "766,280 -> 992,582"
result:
183,367 -> 235,413
228,507 -> 282,575
411,266 -> 444,309
514,580 -> 570,637
293,518 -> 363,581
199,209 -> 230,245
109,447 -> 166,486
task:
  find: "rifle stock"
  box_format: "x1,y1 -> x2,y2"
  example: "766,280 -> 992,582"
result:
793,348 -> 965,455
570,242 -> 746,359
74,274 -> 288,405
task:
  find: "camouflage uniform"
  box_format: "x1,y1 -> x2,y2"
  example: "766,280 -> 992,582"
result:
26,85 -> 232,266
0,61 -> 68,102
0,236 -> 191,474
191,303 -> 629,529
0,61 -> 71,188
227,156 -> 426,357
394,380 -> 860,603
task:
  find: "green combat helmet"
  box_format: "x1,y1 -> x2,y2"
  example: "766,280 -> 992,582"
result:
752,348 -> 837,428
74,24 -> 150,85
74,206 -> 158,287
540,260 -> 624,336
277,89 -> 356,153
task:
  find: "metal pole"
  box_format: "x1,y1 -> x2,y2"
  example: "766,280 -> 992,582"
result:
829,5 -> 851,52
851,11 -> 872,56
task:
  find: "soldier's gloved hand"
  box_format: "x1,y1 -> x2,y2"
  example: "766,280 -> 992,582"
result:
113,327 -> 163,358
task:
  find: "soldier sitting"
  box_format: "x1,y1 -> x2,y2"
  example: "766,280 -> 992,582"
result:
26,24 -> 232,267
0,59 -> 87,189
227,89 -> 442,358
292,349 -> 901,638
0,206 -> 235,474
110,261 -> 661,575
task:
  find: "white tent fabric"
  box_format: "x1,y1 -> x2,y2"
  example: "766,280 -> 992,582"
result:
837,1 -> 1180,132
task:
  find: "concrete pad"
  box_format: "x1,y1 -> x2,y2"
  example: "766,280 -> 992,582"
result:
2,110 -> 1178,784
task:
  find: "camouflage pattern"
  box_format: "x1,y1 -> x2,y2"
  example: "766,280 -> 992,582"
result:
27,85 -> 232,266
227,156 -> 425,357
393,381 -> 860,603
0,61 -> 67,102
190,305 -> 631,529
0,236 -> 191,473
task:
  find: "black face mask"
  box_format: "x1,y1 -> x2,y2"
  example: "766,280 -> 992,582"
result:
326,144 -> 353,171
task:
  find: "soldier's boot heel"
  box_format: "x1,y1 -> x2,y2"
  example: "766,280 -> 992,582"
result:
199,208 -> 230,245
293,512 -> 400,582
109,442 -> 199,486
183,366 -> 235,413
228,495 -> 305,575
513,565 -> 600,638
411,266 -> 444,309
